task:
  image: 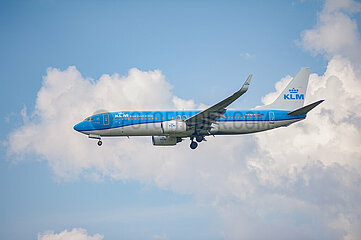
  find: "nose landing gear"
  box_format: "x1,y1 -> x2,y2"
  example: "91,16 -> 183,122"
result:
89,134 -> 102,147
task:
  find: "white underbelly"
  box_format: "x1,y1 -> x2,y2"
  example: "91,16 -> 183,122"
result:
210,119 -> 302,135
85,122 -> 164,136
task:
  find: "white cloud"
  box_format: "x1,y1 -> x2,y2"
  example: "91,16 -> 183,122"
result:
255,56 -> 361,181
8,58 -> 361,239
7,67 -> 192,179
300,0 -> 361,62
152,233 -> 170,240
172,96 -> 196,110
261,75 -> 292,105
240,52 -> 255,60
37,228 -> 103,240
7,0 -> 361,239
323,0 -> 361,14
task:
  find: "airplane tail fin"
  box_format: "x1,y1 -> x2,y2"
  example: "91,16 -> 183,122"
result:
258,67 -> 310,111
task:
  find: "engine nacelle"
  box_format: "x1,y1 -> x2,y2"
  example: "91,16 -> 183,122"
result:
152,136 -> 182,146
162,120 -> 187,134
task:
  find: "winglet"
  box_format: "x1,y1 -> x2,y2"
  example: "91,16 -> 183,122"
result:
288,100 -> 324,116
185,74 -> 253,125
240,74 -> 252,93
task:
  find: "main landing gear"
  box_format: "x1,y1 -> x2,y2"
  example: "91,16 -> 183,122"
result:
97,140 -> 102,146
190,141 -> 198,149
195,135 -> 204,142
189,135 -> 205,149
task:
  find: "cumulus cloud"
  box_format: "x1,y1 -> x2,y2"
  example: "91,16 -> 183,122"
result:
7,0 -> 361,239
172,96 -> 196,110
257,56 -> 361,176
8,67 -> 199,179
9,59 -> 361,239
37,228 -> 103,240
300,0 -> 361,62
243,56 -> 361,239
261,75 -> 292,105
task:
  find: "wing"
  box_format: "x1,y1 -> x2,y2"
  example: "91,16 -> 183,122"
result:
185,74 -> 252,134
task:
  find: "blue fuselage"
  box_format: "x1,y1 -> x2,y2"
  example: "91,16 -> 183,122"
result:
73,110 -> 305,137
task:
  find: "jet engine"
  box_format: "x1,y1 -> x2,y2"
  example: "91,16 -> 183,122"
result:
152,136 -> 182,146
162,120 -> 187,134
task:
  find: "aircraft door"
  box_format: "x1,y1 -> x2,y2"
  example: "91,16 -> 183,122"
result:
103,114 -> 109,125
269,112 -> 275,124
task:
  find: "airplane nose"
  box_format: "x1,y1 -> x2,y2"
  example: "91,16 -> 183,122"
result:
73,123 -> 82,132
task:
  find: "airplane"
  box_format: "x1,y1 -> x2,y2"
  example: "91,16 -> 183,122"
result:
73,68 -> 324,149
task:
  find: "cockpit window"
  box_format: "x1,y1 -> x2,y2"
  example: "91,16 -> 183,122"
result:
84,118 -> 94,121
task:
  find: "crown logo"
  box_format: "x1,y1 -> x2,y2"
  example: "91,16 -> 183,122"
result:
289,88 -> 299,93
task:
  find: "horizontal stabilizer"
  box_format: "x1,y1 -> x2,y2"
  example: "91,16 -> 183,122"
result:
288,100 -> 324,116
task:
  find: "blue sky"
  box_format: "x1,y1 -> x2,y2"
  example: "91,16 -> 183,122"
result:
2,0 -> 361,240
0,0 -> 326,111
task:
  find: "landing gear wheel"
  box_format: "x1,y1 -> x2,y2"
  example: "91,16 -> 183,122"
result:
97,140 -> 102,146
195,135 -> 204,142
190,141 -> 198,149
